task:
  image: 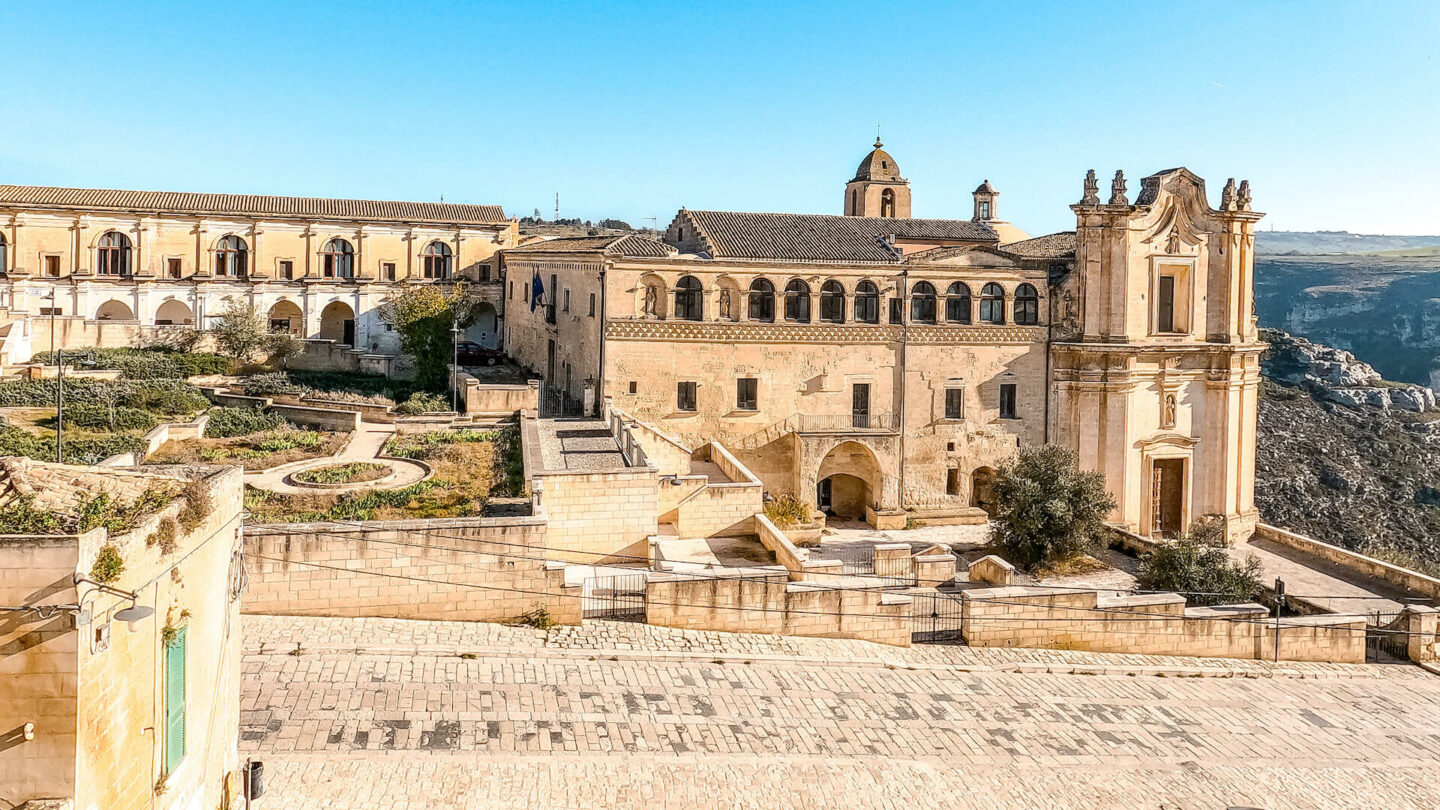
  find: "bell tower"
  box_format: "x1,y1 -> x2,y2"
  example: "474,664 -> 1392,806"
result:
844,138 -> 911,218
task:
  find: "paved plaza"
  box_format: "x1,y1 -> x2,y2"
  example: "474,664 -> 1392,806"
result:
242,616 -> 1440,809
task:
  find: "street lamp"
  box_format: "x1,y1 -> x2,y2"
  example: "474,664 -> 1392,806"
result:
450,320 -> 461,413
49,290 -> 62,463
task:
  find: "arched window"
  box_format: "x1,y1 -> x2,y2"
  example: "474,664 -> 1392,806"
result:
819,281 -> 845,323
784,279 -> 811,322
853,280 -> 879,323
980,283 -> 1006,324
0,232 -> 7,275
748,278 -> 775,322
946,282 -> 972,324
422,241 -> 452,280
1014,283 -> 1039,325
322,238 -> 354,279
97,231 -> 132,276
880,188 -> 896,218
214,235 -> 248,277
849,189 -> 857,214
910,281 -> 937,324
673,275 -> 703,321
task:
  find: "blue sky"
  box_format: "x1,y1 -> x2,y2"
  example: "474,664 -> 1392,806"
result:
1,1 -> 1436,235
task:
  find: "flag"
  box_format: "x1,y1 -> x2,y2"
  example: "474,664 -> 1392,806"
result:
530,270 -> 545,313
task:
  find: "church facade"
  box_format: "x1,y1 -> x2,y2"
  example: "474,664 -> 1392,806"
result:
0,185 -> 517,362
513,143 -> 1260,543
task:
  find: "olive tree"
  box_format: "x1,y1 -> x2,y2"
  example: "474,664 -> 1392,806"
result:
1135,518 -> 1263,606
378,283 -> 475,392
989,444 -> 1117,570
208,302 -> 271,361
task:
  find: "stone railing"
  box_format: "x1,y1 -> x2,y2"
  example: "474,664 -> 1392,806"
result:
1255,523 -> 1440,601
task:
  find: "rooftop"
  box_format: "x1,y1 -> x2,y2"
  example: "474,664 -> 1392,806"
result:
0,184 -> 509,226
676,209 -> 998,264
505,233 -> 675,258
1000,231 -> 1077,260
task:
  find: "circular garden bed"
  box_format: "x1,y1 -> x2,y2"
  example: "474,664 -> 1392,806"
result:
290,462 -> 391,486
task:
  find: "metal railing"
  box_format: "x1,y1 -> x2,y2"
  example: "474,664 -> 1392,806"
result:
795,412 -> 900,432
581,573 -> 647,620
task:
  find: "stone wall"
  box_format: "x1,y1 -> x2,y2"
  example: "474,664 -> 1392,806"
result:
645,572 -> 913,646
1255,523 -> 1440,601
460,374 -> 538,417
268,402 -> 363,432
243,517 -> 581,625
533,469 -> 659,563
960,586 -> 1367,663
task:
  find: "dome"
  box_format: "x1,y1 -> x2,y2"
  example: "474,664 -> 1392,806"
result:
974,179 -> 998,194
852,138 -> 902,182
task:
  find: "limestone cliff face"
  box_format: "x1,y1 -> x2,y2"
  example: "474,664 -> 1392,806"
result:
1256,330 -> 1440,567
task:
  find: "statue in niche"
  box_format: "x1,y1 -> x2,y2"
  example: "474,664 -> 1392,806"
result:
1166,227 -> 1182,255
642,285 -> 657,317
718,287 -> 732,320
1163,394 -> 1177,428
1060,289 -> 1078,334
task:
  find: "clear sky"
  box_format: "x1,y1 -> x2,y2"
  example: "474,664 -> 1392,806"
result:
2,1 -> 1436,236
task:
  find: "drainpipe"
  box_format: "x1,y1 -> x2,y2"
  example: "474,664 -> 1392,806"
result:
595,261 -> 608,417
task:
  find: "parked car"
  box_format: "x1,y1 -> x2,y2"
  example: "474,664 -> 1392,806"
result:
455,340 -> 502,366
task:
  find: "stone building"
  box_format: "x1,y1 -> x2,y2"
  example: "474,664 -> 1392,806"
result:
0,185 -> 517,367
0,458 -> 245,809
500,143 -> 1263,543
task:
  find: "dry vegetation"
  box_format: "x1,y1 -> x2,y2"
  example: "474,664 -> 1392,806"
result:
148,427 -> 345,471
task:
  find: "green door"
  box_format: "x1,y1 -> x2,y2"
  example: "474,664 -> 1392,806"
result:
164,625 -> 187,775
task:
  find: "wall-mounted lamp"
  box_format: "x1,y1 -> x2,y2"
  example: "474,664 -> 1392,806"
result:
73,574 -> 153,622
23,722 -> 34,741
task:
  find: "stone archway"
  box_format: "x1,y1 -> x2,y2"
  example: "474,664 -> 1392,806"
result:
971,466 -> 998,516
467,302 -> 499,349
319,301 -> 356,345
268,300 -> 303,336
815,440 -> 885,524
154,299 -> 194,326
95,300 -> 135,321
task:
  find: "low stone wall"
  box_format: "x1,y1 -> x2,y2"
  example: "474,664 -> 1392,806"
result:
459,373 -> 537,417
645,572 -> 913,646
755,514 -> 841,582
99,414 -> 211,465
301,396 -> 395,423
269,403 -> 363,432
243,517 -> 580,624
533,468 -> 659,563
1255,523 -> 1440,601
608,402 -> 691,476
960,586 -> 1368,663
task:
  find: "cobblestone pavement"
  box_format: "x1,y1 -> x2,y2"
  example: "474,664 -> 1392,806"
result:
242,616 -> 1440,809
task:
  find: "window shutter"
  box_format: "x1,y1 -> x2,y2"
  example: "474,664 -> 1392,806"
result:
164,626 -> 187,775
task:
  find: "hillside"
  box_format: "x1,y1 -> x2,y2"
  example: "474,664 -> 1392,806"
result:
1256,330 -> 1440,570
1255,230 -> 1440,256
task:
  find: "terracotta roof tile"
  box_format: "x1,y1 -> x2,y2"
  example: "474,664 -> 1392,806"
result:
678,210 -> 997,264
503,234 -> 675,258
1000,231 -> 1076,259
0,184 -> 508,226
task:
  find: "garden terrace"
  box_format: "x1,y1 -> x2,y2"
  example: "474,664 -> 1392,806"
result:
0,456 -> 183,535
147,424 -> 346,471
0,377 -> 212,465
29,347 -> 231,380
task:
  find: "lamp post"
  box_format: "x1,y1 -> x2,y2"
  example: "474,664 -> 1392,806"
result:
49,290 -> 62,463
450,320 -> 461,413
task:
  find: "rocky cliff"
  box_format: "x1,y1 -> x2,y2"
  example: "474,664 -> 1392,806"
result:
1256,330 -> 1440,568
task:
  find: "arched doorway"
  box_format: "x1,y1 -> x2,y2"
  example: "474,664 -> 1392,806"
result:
95,300 -> 135,321
971,466 -> 997,516
268,300 -> 303,336
319,301 -> 356,345
154,299 -> 194,326
467,302 -> 499,349
816,440 -> 884,524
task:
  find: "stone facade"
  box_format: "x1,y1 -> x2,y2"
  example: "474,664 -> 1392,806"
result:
0,460 -> 244,810
499,147 -> 1263,542
0,185 -> 517,366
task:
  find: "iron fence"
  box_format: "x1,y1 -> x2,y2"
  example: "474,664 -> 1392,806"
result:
806,544 -> 915,588
911,592 -> 965,644
1365,610 -> 1410,663
581,573 -> 647,621
795,412 -> 901,433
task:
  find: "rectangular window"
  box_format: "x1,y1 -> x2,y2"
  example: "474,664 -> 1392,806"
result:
479,265 -> 491,282
888,298 -> 904,324
383,262 -> 397,281
677,381 -> 697,412
852,383 -> 871,428
45,255 -> 61,277
563,289 -> 571,312
278,260 -> 293,280
1157,275 -> 1176,333
509,281 -> 514,300
164,625 -> 187,775
39,307 -> 62,316
167,258 -> 182,279
628,381 -> 637,394
736,378 -> 757,411
999,383 -> 1018,419
589,293 -> 596,317
945,387 -> 964,419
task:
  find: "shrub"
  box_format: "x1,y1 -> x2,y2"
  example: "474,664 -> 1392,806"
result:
241,372 -> 307,397
384,429 -> 497,459
0,494 -> 65,534
989,444 -> 1117,571
91,543 -> 125,584
78,486 -> 176,535
178,479 -> 213,531
510,607 -> 554,630
257,428 -> 322,452
46,403 -> 158,433
1135,519 -> 1264,606
205,406 -> 283,438
763,494 -> 811,527
0,425 -> 147,466
0,378 -> 206,414
394,391 -> 450,415
378,284 -> 477,392
32,348 -> 229,380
